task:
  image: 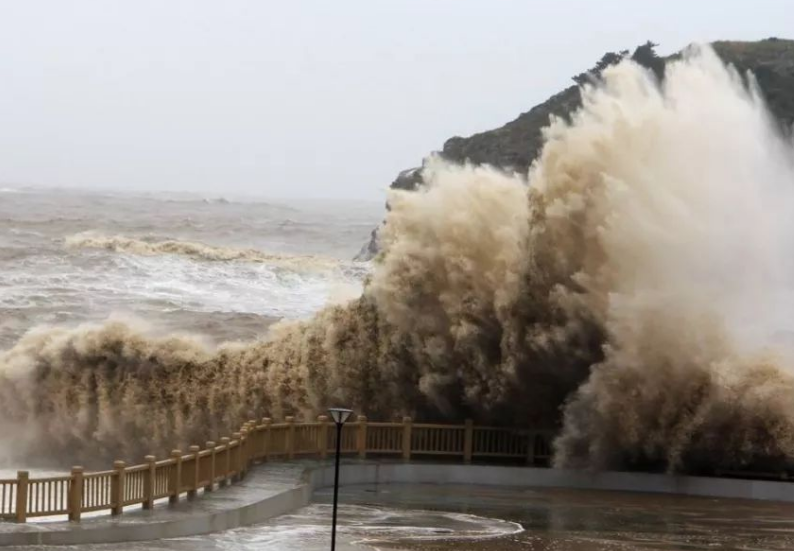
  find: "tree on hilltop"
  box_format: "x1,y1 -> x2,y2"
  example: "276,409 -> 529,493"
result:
573,41 -> 663,85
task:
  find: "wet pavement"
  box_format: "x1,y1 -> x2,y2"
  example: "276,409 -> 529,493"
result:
325,483 -> 794,550
4,468 -> 794,550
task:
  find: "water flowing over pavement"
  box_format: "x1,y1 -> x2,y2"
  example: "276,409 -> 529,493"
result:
328,484 -> 794,550
5,478 -> 794,550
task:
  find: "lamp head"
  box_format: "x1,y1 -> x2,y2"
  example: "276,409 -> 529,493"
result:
327,407 -> 354,425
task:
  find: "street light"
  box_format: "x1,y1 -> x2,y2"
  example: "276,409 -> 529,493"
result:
327,407 -> 353,551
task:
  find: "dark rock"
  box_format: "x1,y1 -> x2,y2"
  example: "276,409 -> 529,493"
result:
354,226 -> 381,261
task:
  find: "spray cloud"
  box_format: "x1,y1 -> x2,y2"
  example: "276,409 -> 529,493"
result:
2,45 -> 794,472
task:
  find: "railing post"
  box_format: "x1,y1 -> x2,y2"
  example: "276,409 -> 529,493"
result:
526,431 -> 536,465
15,471 -> 28,523
262,418 -> 272,460
247,419 -> 258,464
231,432 -> 242,481
220,437 -> 231,487
243,428 -> 250,478
237,425 -> 250,480
205,441 -> 216,492
111,460 -> 125,515
68,466 -> 83,522
402,417 -> 412,461
285,417 -> 295,460
318,415 -> 329,459
169,450 -> 182,504
143,455 -> 156,510
187,445 -> 200,500
249,422 -> 256,461
464,419 -> 474,464
357,415 -> 368,459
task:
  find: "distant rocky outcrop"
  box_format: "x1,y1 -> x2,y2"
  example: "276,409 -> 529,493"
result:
355,39 -> 794,260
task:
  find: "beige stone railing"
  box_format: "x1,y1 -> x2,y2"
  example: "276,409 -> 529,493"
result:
0,416 -> 553,523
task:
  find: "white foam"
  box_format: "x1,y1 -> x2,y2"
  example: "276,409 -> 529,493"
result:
0,248 -> 368,326
181,504 -> 522,550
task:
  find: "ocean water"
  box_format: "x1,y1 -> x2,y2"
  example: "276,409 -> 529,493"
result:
0,187 -> 383,349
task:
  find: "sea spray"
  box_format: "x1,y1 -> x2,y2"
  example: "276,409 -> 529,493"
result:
549,46 -> 794,471
2,45 -> 794,472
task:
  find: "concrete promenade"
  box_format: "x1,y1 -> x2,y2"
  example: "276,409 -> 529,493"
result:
1,461 -> 794,546
0,463 -> 311,546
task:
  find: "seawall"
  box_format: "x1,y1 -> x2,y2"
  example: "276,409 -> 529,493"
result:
311,462 -> 794,502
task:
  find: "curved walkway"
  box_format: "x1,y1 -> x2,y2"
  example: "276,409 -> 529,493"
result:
0,463 -> 310,546
2,460 -> 794,546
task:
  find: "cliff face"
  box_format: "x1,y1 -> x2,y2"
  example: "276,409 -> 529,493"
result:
355,38 -> 794,260
713,39 -> 794,129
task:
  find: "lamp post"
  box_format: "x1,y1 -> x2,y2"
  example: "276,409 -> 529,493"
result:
327,407 -> 353,551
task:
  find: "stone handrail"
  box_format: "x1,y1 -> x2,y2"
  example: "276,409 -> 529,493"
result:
0,416 -> 554,523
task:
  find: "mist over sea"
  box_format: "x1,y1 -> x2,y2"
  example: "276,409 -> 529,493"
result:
0,187 -> 382,349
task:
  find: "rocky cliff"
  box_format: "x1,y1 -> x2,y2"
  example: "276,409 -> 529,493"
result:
356,38 -> 794,260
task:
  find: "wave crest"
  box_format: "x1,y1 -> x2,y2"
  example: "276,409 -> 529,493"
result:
66,233 -> 349,273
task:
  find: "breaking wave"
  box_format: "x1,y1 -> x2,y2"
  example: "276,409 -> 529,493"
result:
2,45 -> 794,473
66,233 -> 348,273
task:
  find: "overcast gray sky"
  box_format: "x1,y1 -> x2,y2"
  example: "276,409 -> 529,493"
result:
0,0 -> 791,200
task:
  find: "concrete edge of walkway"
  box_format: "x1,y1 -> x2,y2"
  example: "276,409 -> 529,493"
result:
3,462 -> 794,545
0,477 -> 314,546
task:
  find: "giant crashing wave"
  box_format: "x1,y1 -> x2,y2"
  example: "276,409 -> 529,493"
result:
2,45 -> 794,473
